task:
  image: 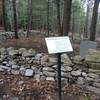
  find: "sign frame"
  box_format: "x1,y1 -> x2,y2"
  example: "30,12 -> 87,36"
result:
45,36 -> 73,54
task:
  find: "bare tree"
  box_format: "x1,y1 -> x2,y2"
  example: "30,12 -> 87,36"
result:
2,0 -> 7,31
84,0 -> 90,38
62,0 -> 72,36
27,0 -> 32,38
56,0 -> 62,36
89,0 -> 99,41
12,0 -> 18,39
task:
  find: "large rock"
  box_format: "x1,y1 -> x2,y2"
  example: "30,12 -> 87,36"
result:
41,55 -> 49,65
0,67 -> 4,71
43,71 -> 55,77
61,72 -> 72,78
89,69 -> 100,73
34,74 -> 41,81
71,70 -> 81,76
19,48 -> 26,54
25,69 -> 34,77
73,55 -> 83,64
85,77 -> 94,81
61,54 -> 73,65
19,67 -> 26,75
77,77 -> 84,85
2,61 -> 8,66
61,66 -> 67,72
0,65 -> 11,70
88,73 -> 99,79
63,65 -> 72,72
12,65 -> 20,69
90,63 -> 100,70
0,48 -> 6,55
28,49 -> 36,55
82,72 -> 87,77
9,50 -> 19,56
86,86 -> 100,95
35,53 -> 42,61
43,67 -> 55,72
22,49 -> 36,57
46,77 -> 55,81
7,47 -> 14,52
11,70 -> 20,75
93,82 -> 100,88
85,49 -> 100,63
49,56 -> 57,64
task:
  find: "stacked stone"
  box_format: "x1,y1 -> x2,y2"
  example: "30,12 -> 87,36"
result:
73,49 -> 100,95
0,47 -> 100,95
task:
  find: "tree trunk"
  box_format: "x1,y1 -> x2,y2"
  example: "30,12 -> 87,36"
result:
27,0 -> 32,38
56,0 -> 62,36
72,15 -> 75,40
2,0 -> 7,31
84,0 -> 90,38
62,0 -> 72,36
89,0 -> 99,41
47,0 -> 50,36
12,0 -> 18,39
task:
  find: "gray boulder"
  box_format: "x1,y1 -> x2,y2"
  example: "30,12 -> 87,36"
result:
77,77 -> 84,85
12,65 -> 20,69
71,70 -> 81,76
11,70 -> 20,75
0,65 -> 11,70
7,47 -> 14,52
9,50 -> 19,56
0,67 -> 4,71
25,69 -> 34,76
43,71 -> 55,77
63,65 -> 72,72
46,77 -> 55,81
43,67 -> 54,72
93,82 -> 100,88
86,86 -> 100,95
82,72 -> 87,77
19,48 -> 26,54
61,54 -> 73,65
22,49 -> 35,57
0,48 -> 6,54
41,55 -> 49,65
88,73 -> 99,79
61,72 -> 72,78
35,53 -> 42,61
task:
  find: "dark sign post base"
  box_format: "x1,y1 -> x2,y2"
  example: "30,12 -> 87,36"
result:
57,53 -> 62,100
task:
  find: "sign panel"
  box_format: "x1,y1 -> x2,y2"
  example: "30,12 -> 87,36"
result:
80,41 -> 97,59
45,36 -> 73,54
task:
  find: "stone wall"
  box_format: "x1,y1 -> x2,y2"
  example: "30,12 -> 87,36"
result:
0,47 -> 100,95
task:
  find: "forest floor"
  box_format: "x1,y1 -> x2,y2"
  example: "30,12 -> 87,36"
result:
0,34 -> 100,100
0,34 -> 100,52
0,72 -> 99,100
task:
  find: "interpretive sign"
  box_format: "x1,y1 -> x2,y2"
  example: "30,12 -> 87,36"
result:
45,36 -> 73,54
45,36 -> 73,100
80,41 -> 97,59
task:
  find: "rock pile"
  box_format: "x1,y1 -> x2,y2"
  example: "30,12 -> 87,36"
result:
0,47 -> 100,95
73,49 -> 100,95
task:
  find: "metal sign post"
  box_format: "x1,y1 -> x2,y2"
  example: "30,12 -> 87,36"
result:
57,53 -> 62,100
45,36 -> 73,100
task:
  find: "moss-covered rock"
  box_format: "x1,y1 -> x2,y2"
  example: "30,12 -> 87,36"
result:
73,55 -> 83,64
85,49 -> 100,63
85,49 -> 100,70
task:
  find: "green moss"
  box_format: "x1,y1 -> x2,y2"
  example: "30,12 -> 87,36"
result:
77,95 -> 91,100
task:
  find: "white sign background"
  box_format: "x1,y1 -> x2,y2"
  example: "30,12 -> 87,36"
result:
45,36 -> 73,54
